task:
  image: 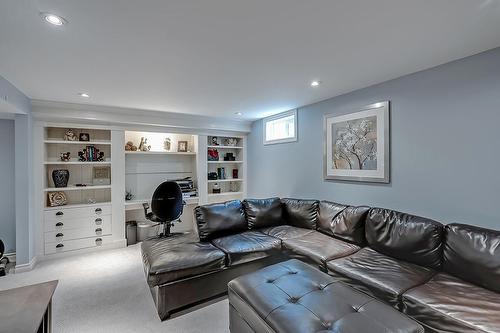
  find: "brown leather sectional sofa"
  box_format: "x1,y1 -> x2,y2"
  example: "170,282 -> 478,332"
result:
141,197 -> 500,332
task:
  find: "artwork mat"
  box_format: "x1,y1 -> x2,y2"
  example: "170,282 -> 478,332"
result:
324,101 -> 390,183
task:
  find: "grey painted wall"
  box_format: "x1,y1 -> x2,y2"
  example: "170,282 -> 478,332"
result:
0,119 -> 15,253
0,75 -> 31,114
248,47 -> 500,230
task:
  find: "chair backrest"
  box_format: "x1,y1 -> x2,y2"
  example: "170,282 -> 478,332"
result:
151,181 -> 184,221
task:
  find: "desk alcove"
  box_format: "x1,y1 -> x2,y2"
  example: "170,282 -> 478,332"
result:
124,131 -> 199,233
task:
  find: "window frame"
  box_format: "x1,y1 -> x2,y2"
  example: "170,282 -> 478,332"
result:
262,109 -> 298,145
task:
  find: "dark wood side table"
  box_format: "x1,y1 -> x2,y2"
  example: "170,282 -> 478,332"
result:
0,280 -> 58,333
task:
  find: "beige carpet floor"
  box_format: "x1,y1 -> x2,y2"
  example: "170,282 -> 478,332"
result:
0,244 -> 230,333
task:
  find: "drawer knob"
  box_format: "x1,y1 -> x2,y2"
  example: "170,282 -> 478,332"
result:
95,218 -> 103,225
95,238 -> 103,245
95,208 -> 102,214
56,243 -> 64,248
56,211 -> 64,216
56,222 -> 64,227
95,228 -> 102,234
56,233 -> 64,238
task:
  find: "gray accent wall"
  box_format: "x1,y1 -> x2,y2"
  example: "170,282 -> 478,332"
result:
0,119 -> 15,253
248,47 -> 500,229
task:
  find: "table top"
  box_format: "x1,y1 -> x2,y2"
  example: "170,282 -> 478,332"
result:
0,280 -> 58,333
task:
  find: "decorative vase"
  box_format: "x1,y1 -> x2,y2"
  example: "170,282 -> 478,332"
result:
52,169 -> 69,188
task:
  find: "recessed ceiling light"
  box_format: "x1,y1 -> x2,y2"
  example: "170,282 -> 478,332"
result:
310,80 -> 321,87
78,93 -> 90,98
234,112 -> 243,116
40,13 -> 67,26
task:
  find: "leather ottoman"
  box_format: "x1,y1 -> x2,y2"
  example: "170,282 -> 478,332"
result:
228,259 -> 423,333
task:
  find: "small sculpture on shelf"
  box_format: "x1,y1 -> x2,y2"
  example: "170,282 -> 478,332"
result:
96,151 -> 105,162
211,136 -> 219,146
48,191 -> 67,207
125,190 -> 134,201
212,183 -> 221,194
164,137 -> 171,151
125,141 -> 138,151
224,152 -> 235,161
78,150 -> 87,162
225,138 -> 238,146
208,148 -> 219,161
138,137 -> 151,151
64,129 -> 78,141
60,152 -> 71,162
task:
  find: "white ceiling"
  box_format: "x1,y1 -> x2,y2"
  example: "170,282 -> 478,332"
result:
1,0 -> 500,120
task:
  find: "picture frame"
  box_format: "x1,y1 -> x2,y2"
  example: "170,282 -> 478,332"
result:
79,132 -> 90,141
177,141 -> 188,152
324,101 -> 390,183
92,166 -> 111,185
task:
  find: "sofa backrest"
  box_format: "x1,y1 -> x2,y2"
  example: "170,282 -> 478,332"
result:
317,201 -> 347,235
365,208 -> 444,269
194,200 -> 247,241
281,198 -> 319,229
443,223 -> 500,293
242,197 -> 283,229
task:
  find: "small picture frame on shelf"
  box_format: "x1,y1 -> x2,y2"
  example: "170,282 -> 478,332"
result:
177,141 -> 188,152
79,133 -> 90,141
93,166 -> 111,185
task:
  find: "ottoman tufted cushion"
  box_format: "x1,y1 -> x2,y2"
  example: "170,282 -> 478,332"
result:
228,259 -> 423,333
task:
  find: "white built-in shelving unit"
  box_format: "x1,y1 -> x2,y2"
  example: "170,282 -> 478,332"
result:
41,126 -> 118,256
204,135 -> 246,204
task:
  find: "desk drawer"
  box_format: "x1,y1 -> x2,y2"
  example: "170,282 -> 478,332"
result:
45,235 -> 113,255
44,215 -> 111,232
44,205 -> 111,222
44,223 -> 111,243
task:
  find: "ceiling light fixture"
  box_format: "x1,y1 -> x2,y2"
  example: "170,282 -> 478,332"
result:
78,93 -> 90,98
234,112 -> 243,116
41,13 -> 67,26
310,80 -> 321,87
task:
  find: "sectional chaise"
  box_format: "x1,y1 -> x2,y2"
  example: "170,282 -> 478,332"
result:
141,197 -> 500,332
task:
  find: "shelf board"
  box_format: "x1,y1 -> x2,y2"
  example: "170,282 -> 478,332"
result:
44,161 -> 111,165
207,179 -> 243,183
44,202 -> 111,210
44,185 -> 112,192
207,161 -> 243,164
207,145 -> 243,149
44,139 -> 111,145
208,192 -> 244,197
125,151 -> 196,156
125,197 -> 199,210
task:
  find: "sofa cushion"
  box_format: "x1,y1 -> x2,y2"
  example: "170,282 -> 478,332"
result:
259,225 -> 315,241
283,231 -> 360,270
443,223 -> 500,293
281,198 -> 319,229
317,201 -> 347,235
242,197 -> 283,229
318,201 -> 369,246
228,259 -> 423,333
211,230 -> 281,266
141,233 -> 226,287
402,272 -> 500,333
195,200 -> 247,241
327,247 -> 435,307
365,208 -> 444,269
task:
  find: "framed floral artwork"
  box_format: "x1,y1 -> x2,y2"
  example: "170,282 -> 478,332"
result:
324,101 -> 390,183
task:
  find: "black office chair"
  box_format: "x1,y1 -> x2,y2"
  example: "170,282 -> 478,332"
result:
143,181 -> 185,238
0,239 -> 9,277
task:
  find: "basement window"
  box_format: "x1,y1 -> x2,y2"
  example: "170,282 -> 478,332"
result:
263,109 -> 297,145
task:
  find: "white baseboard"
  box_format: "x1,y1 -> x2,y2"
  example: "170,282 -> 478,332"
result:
14,255 -> 38,273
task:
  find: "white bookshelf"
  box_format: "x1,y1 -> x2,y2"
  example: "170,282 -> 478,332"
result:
40,126 -> 116,256
205,135 -> 246,203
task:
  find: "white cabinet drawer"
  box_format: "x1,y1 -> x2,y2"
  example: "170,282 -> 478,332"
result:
44,215 -> 111,232
44,223 -> 111,243
44,204 -> 111,222
45,235 -> 113,255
